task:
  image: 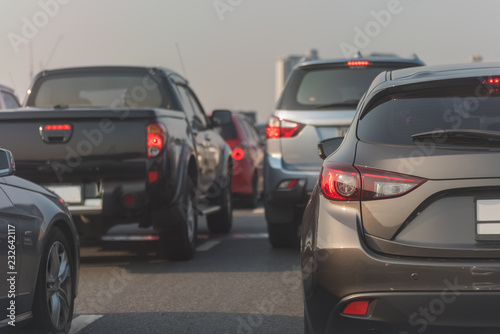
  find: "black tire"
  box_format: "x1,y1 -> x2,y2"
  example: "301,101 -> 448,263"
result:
265,201 -> 301,248
304,309 -> 312,334
207,172 -> 233,234
241,172 -> 259,208
160,179 -> 198,261
32,227 -> 75,334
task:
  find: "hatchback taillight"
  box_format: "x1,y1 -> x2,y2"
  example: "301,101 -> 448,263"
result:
147,123 -> 166,158
266,116 -> 302,138
320,162 -> 426,201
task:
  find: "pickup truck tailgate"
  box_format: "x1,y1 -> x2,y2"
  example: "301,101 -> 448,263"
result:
0,108 -> 161,183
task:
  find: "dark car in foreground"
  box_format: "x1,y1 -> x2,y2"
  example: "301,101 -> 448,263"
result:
301,63 -> 500,333
0,149 -> 79,333
264,54 -> 424,248
218,113 -> 264,207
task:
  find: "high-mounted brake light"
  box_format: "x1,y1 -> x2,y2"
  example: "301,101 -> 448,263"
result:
44,124 -> 71,131
347,61 -> 370,67
266,116 -> 302,139
320,163 -> 426,201
147,123 -> 166,158
488,78 -> 500,84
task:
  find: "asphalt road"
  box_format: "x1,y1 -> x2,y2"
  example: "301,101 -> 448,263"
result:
70,204 -> 304,334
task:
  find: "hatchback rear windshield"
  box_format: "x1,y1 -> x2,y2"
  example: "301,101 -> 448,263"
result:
358,87 -> 500,147
31,73 -> 167,108
278,66 -> 406,110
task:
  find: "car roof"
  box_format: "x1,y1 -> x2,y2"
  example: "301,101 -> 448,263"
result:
389,62 -> 500,83
297,56 -> 425,69
34,65 -> 186,83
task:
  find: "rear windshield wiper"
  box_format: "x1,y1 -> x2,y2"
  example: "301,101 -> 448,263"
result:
412,129 -> 500,145
314,100 -> 359,109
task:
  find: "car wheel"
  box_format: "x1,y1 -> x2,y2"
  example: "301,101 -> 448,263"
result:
242,172 -> 259,208
207,170 -> 233,234
304,309 -> 312,334
160,178 -> 197,261
32,227 -> 75,334
265,202 -> 300,248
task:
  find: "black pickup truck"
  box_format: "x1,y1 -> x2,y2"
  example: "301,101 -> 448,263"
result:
0,66 -> 233,261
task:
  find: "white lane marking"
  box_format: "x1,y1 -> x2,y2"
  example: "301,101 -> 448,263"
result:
197,240 -> 221,251
70,315 -> 103,334
252,207 -> 264,214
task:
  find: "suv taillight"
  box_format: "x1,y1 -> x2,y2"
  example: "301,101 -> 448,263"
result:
147,123 -> 166,158
320,162 -> 426,201
266,116 -> 302,138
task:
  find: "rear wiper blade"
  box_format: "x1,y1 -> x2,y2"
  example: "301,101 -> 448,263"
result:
412,129 -> 500,143
315,100 -> 359,109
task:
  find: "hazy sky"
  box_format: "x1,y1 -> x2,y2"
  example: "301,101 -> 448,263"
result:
1,0 -> 499,122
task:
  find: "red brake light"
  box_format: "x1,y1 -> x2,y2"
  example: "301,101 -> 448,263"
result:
342,300 -> 370,316
320,163 -> 426,201
357,166 -> 426,200
148,171 -> 159,183
320,162 -> 361,201
232,147 -> 245,161
147,123 -> 166,158
489,78 -> 500,84
347,61 -> 370,67
44,124 -> 71,131
266,116 -> 302,138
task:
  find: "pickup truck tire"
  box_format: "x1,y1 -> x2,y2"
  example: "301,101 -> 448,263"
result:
31,227 -> 75,334
160,179 -> 197,261
207,173 -> 233,234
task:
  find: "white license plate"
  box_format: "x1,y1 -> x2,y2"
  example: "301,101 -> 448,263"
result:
476,199 -> 500,236
46,185 -> 82,204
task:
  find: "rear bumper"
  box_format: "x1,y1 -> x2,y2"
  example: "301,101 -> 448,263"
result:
302,195 -> 500,334
263,153 -> 319,205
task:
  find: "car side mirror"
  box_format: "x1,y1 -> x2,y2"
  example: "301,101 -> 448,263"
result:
211,109 -> 232,127
0,149 -> 15,177
318,137 -> 344,160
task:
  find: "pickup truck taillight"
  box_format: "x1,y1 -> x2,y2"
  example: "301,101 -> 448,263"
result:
147,123 -> 166,158
266,116 -> 302,138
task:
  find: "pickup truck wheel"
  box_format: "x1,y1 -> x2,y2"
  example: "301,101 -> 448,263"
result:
160,179 -> 197,261
31,227 -> 75,334
207,173 -> 233,234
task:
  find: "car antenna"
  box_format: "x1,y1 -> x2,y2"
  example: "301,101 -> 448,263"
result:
176,42 -> 188,79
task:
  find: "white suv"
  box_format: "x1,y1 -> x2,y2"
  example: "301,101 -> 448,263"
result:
264,55 -> 424,248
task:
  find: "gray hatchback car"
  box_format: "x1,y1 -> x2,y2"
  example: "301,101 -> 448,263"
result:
264,55 -> 424,247
302,63 -> 500,333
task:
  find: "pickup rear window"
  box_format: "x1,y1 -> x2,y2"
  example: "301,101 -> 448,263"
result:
31,73 -> 167,108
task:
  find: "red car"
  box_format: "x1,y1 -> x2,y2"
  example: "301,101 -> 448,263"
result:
218,113 -> 264,207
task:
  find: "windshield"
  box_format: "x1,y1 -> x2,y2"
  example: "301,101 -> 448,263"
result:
358,90 -> 500,147
278,66 -> 404,110
31,73 -> 167,108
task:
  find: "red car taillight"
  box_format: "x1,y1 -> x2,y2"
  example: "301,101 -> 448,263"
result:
320,162 -> 426,201
266,116 -> 302,138
147,123 -> 166,158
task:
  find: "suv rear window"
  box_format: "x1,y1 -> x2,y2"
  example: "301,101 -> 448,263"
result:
278,66 -> 406,110
358,87 -> 500,147
31,73 -> 167,108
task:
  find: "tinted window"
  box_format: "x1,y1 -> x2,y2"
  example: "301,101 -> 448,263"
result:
1,92 -> 20,108
32,73 -> 166,108
279,66 -> 409,110
177,86 -> 195,120
219,121 -> 238,140
358,89 -> 500,146
186,89 -> 208,129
